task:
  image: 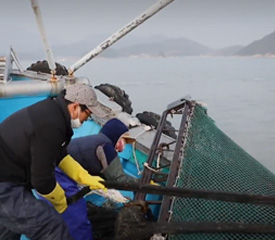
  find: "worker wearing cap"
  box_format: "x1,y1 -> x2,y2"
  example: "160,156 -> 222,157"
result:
0,83 -> 107,240
53,118 -> 138,240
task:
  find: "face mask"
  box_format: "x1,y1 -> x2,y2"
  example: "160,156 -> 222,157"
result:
71,107 -> 82,129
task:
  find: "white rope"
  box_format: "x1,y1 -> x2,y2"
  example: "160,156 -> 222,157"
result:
156,151 -> 162,169
132,141 -> 143,175
132,125 -> 153,175
85,189 -> 129,204
150,234 -> 165,240
143,162 -> 159,173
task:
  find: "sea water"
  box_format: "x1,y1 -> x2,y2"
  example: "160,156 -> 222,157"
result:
22,57 -> 275,173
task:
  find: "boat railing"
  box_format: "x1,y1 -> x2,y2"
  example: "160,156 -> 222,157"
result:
0,47 -> 13,83
0,46 -> 25,84
10,47 -> 24,73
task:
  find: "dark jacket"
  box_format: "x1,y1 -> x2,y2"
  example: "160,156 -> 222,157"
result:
67,120 -> 138,184
67,133 -> 112,176
0,94 -> 73,193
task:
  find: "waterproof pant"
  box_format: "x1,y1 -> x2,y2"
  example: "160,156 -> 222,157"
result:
0,182 -> 73,240
56,167 -> 93,240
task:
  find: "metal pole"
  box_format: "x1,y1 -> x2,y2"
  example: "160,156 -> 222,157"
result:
118,222 -> 275,238
30,0 -> 56,75
102,181 -> 275,206
68,0 -> 174,75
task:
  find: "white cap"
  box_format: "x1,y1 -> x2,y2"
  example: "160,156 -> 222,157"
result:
65,83 -> 107,118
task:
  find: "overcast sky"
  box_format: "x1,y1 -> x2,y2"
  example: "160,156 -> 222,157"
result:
1,0 -> 275,50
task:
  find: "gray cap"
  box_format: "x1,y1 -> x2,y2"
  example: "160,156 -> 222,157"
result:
64,83 -> 107,118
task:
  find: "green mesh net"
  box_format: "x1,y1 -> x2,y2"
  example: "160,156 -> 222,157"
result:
169,104 -> 275,240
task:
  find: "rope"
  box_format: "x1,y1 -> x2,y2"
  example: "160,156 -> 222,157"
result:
143,162 -> 159,173
132,141 -> 143,175
156,152 -> 161,169
132,125 -> 153,175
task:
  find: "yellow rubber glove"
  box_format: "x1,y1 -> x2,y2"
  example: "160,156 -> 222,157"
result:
38,182 -> 67,213
150,180 -> 159,186
59,154 -> 106,190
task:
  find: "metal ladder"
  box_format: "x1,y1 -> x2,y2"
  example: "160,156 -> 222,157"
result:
134,97 -> 193,221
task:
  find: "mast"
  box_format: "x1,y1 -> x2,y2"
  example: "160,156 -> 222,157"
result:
68,0 -> 174,75
30,0 -> 57,77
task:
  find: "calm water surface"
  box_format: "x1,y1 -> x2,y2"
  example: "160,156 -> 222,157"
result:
23,57 -> 275,173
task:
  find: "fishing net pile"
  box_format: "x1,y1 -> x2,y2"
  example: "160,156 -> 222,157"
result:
87,201 -> 155,240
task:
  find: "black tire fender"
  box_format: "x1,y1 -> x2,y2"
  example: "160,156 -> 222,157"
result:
136,111 -> 177,139
26,60 -> 68,76
95,83 -> 133,114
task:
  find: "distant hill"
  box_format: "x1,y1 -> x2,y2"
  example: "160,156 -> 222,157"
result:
235,31 -> 275,56
209,45 -> 243,56
19,37 -> 217,59
110,38 -> 243,57
63,37 -> 241,58
4,30 -> 275,60
115,38 -> 212,57
16,34 -> 170,60
52,37 -> 215,58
